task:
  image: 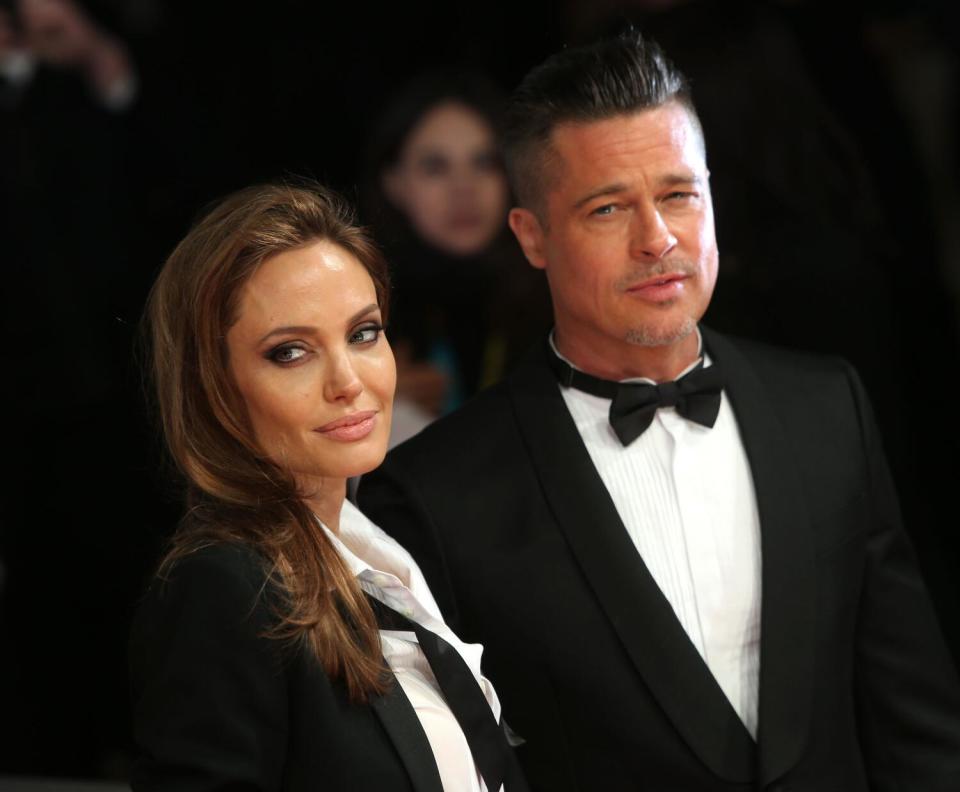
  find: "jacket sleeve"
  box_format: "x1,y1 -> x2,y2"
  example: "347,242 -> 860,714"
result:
847,365 -> 960,791
129,544 -> 289,792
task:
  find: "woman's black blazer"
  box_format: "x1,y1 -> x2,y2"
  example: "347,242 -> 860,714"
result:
129,542 -> 449,792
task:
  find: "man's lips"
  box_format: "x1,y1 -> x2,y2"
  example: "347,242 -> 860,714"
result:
626,273 -> 689,301
315,410 -> 377,441
628,273 -> 689,290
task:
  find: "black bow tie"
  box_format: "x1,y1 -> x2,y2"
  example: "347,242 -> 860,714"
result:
546,343 -> 724,446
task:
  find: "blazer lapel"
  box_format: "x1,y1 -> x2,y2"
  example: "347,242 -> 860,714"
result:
507,343 -> 755,783
703,327 -> 816,785
371,678 -> 445,792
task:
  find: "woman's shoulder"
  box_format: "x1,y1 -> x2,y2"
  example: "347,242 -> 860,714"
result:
132,540 -> 281,654
129,542 -> 296,790
149,541 -> 274,605
161,540 -> 270,583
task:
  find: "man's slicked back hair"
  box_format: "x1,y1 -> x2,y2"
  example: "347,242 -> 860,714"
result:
503,29 -> 699,217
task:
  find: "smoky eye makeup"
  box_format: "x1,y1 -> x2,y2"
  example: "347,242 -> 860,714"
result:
265,342 -> 309,365
349,322 -> 384,345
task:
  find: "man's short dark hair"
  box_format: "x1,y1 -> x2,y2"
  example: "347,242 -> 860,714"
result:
503,29 -> 699,217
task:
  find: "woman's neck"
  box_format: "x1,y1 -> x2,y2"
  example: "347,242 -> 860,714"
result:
304,477 -> 347,533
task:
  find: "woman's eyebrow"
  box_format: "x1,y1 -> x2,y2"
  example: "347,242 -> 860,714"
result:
257,304 -> 380,345
257,325 -> 316,345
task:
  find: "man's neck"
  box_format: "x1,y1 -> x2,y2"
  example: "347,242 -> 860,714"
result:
553,327 -> 702,383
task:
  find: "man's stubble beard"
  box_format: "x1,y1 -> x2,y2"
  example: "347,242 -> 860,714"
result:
625,314 -> 697,347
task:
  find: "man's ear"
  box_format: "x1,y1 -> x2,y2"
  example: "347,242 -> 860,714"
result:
508,207 -> 548,270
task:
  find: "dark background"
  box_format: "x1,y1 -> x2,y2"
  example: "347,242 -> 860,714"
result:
2,0 -> 959,780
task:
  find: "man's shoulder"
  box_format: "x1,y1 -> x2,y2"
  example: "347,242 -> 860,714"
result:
707,327 -> 854,385
389,372 -> 523,458
707,328 -> 867,428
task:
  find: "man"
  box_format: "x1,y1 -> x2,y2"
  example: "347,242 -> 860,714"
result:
359,31 -> 960,791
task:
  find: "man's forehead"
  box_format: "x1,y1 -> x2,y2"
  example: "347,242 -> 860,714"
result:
549,104 -> 702,158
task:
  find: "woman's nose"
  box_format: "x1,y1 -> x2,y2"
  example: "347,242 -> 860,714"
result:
450,165 -> 479,195
324,353 -> 363,403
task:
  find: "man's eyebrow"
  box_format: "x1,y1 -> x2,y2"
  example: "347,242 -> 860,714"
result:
658,172 -> 704,189
573,174 -> 705,209
574,183 -> 628,209
257,303 -> 380,345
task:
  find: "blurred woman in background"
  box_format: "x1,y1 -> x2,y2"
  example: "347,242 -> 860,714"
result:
364,71 -> 550,444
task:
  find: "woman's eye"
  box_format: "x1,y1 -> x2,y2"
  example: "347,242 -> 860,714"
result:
418,155 -> 450,177
350,324 -> 383,345
472,151 -> 502,173
268,345 -> 307,365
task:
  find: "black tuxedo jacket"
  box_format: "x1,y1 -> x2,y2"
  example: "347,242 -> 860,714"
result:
129,542 -> 527,792
358,327 -> 960,791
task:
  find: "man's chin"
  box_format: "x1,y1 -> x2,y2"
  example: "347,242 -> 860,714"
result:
624,317 -> 697,348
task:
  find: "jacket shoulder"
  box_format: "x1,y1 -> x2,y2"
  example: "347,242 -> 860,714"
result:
130,542 -> 281,672
147,541 -> 273,608
710,329 -> 864,409
388,378 -> 515,461
712,330 -> 853,380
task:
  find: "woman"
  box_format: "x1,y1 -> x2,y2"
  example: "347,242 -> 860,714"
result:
130,182 -> 527,792
364,71 -> 551,435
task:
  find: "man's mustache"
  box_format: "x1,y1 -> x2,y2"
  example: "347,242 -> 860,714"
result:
615,260 -> 699,292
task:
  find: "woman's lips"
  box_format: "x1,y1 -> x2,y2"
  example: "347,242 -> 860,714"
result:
627,273 -> 688,302
315,411 -> 377,442
446,212 -> 485,231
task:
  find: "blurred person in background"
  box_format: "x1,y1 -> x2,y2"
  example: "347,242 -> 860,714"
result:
0,0 -> 136,109
0,0 -> 153,778
363,71 -> 551,445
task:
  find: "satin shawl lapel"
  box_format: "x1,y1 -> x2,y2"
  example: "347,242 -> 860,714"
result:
507,344 -> 755,783
371,678 -> 445,792
702,327 -> 815,784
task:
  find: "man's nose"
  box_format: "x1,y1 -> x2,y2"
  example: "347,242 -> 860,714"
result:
629,204 -> 677,260
324,352 -> 363,403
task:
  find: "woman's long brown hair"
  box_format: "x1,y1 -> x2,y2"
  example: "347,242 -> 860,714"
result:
144,181 -> 391,700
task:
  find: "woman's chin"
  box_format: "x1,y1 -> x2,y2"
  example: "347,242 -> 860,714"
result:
340,442 -> 390,480
423,226 -> 501,259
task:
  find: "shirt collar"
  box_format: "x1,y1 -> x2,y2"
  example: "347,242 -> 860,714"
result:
317,499 -> 391,579
316,500 -> 443,621
548,326 -> 708,385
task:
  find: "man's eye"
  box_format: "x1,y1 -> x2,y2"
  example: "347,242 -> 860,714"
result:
666,191 -> 695,201
592,204 -> 616,216
268,345 -> 307,365
350,325 -> 383,344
